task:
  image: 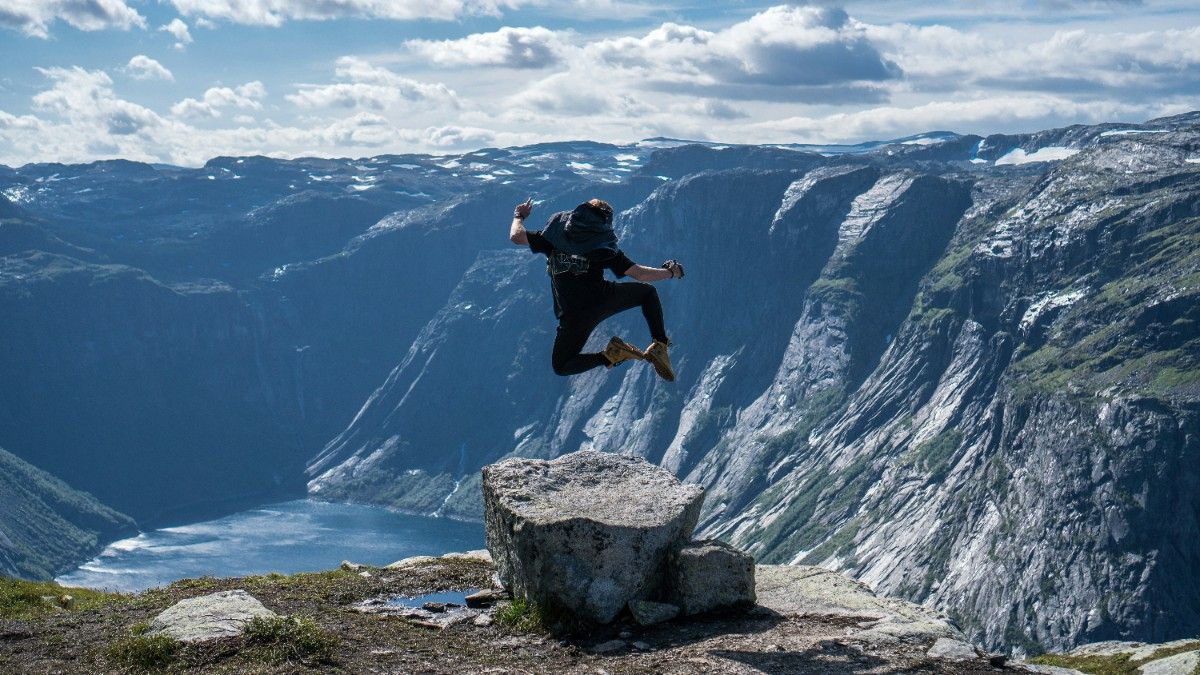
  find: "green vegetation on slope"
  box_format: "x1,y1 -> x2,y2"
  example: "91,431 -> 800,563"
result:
0,577 -> 131,619
0,446 -> 137,579
1011,217 -> 1200,400
1029,641 -> 1200,675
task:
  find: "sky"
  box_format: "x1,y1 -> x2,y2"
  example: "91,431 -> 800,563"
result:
0,0 -> 1197,167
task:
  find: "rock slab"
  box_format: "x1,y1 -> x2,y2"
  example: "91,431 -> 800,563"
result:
755,565 -> 964,644
927,637 -> 980,661
629,600 -> 680,626
1138,650 -> 1199,675
147,590 -> 276,642
669,539 -> 756,615
483,450 -> 705,624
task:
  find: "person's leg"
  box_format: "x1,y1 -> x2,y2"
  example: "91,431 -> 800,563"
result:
600,282 -> 676,381
600,282 -> 668,343
550,316 -> 607,376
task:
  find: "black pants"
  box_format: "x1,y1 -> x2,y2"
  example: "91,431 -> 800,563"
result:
552,282 -> 668,376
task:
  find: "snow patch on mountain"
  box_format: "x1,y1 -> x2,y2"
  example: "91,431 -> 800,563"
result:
994,146 -> 1079,165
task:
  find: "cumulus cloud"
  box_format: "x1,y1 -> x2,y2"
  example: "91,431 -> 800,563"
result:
166,0 -> 522,26
160,18 -> 193,49
123,55 -> 174,81
171,82 -> 266,118
423,124 -> 496,148
0,0 -> 145,37
31,66 -> 162,136
286,57 -> 459,110
406,26 -> 564,68
586,6 -> 900,101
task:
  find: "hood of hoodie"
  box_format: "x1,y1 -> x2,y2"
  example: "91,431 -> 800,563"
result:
541,202 -> 618,255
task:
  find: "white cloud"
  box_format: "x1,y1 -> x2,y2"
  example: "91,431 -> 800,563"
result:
160,18 -> 193,50
171,81 -> 266,118
3,5 -> 1199,166
406,26 -> 565,68
166,0 -> 523,26
32,67 -> 162,135
423,124 -> 495,148
585,6 -> 899,101
0,0 -> 145,37
123,55 -> 174,81
286,57 -> 459,110
867,22 -> 1200,96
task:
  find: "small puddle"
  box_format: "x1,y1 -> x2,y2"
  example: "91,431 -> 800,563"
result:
356,588 -> 487,627
386,588 -> 481,609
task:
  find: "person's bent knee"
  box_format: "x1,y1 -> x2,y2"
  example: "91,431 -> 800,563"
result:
551,359 -> 572,376
630,281 -> 656,297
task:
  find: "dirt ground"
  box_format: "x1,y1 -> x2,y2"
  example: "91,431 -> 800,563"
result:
0,558 -> 1012,674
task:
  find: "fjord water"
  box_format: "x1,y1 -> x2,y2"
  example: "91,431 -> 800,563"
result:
56,500 -> 483,592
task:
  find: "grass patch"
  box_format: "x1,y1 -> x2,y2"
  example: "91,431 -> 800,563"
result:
0,577 -> 129,619
104,634 -> 180,671
1029,641 -> 1200,675
495,597 -> 550,632
242,615 -> 339,665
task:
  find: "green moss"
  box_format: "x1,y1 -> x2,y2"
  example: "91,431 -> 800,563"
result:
808,277 -> 861,313
104,634 -> 180,671
0,577 -> 130,619
1151,365 -> 1200,393
242,615 -> 339,665
1029,641 -> 1200,675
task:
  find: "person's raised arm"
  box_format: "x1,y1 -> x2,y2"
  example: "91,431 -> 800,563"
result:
625,259 -> 685,282
509,197 -> 533,246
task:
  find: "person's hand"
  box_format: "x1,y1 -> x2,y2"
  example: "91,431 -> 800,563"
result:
662,259 -> 685,279
513,197 -> 533,220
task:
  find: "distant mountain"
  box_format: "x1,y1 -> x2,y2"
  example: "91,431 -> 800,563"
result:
1,116 -> 1198,648
0,446 -> 136,580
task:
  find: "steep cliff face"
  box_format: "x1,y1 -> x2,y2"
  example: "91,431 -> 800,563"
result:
707,134 -> 1200,651
0,252 -> 312,519
0,446 -> 136,579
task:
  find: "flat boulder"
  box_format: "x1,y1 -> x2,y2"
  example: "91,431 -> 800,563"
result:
483,450 -> 705,624
669,539 -> 756,615
756,565 -> 963,644
147,590 -> 276,642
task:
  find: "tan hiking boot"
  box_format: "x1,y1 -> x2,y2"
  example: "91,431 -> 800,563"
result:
603,336 -> 645,368
644,340 -> 675,381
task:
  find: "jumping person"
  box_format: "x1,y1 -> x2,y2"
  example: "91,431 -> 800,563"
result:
508,197 -> 684,380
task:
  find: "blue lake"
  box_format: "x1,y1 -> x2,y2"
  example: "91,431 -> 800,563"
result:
56,499 -> 484,593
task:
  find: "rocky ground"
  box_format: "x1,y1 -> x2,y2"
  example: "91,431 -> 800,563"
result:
0,552 -> 1022,674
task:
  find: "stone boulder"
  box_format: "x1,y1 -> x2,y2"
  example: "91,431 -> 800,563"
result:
669,539 -> 756,615
147,590 -> 276,642
483,450 -> 705,623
